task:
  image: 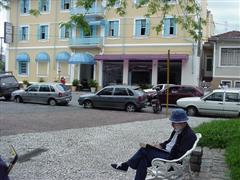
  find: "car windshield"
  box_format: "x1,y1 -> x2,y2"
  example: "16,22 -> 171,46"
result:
56,84 -> 69,91
1,76 -> 18,85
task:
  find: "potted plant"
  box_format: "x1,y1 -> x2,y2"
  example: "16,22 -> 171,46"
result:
22,79 -> 29,89
89,79 -> 98,93
72,79 -> 79,92
39,77 -> 45,82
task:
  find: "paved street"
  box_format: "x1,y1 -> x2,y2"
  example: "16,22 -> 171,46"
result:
0,92 -> 173,136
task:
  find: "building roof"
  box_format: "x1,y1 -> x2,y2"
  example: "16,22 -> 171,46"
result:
209,31 -> 240,41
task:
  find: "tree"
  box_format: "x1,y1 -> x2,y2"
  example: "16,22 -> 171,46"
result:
66,0 -> 206,42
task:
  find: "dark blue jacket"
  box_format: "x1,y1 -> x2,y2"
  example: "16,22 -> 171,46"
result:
160,124 -> 197,160
0,157 -> 9,180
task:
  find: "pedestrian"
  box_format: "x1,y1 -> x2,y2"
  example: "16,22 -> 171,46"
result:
0,157 -> 9,180
60,77 -> 66,85
111,109 -> 197,180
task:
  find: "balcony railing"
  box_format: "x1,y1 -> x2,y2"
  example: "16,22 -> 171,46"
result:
70,6 -> 104,17
69,36 -> 103,48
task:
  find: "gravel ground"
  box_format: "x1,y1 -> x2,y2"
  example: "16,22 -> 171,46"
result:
0,117 -> 215,180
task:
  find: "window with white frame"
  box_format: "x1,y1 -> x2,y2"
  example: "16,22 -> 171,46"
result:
221,48 -> 240,66
38,25 -> 48,40
60,26 -> 70,39
18,61 -> 28,75
221,80 -> 232,88
163,18 -> 176,36
234,81 -> 240,88
20,0 -> 30,14
39,0 -> 50,12
135,19 -> 150,36
19,26 -> 29,41
61,0 -> 71,10
106,20 -> 119,37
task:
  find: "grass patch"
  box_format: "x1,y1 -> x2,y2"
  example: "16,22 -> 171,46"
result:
194,118 -> 240,180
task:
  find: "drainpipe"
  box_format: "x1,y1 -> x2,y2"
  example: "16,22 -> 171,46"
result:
53,0 -> 59,82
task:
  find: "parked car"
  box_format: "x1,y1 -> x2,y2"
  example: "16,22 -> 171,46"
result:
11,83 -> 72,106
157,85 -> 204,105
177,88 -> 240,117
0,71 -> 19,100
78,85 -> 147,112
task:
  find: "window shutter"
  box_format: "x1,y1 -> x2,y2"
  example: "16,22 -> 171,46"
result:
163,18 -> 170,36
38,0 -> 42,11
60,26 -> 65,39
18,62 -> 22,74
173,18 -> 177,35
80,28 -> 84,37
26,0 -> 30,13
135,20 -> 141,36
105,21 -> 109,37
92,26 -> 97,37
61,0 -> 64,10
20,0 -> 24,14
146,18 -> 150,35
114,21 -> 119,37
45,26 -> 49,39
46,0 -> 50,12
18,27 -> 22,41
26,27 -> 29,40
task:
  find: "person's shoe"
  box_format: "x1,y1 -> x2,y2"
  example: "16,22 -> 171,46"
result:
111,163 -> 128,172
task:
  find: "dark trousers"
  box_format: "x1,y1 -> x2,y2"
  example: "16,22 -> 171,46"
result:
127,147 -> 170,180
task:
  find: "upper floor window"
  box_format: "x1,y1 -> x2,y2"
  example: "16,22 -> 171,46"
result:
221,48 -> 240,66
38,25 -> 49,40
60,26 -> 71,39
19,26 -> 29,41
38,0 -> 50,12
163,18 -> 176,36
61,0 -> 71,10
105,20 -> 119,37
135,18 -> 150,36
20,0 -> 30,14
81,26 -> 96,37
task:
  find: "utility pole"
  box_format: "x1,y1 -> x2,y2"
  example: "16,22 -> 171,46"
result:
166,50 -> 170,117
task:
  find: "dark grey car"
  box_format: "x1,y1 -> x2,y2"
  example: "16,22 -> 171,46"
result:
78,85 -> 147,112
12,83 -> 72,106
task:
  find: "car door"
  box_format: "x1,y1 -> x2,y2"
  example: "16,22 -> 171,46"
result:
223,92 -> 240,116
38,85 -> 51,104
94,87 -> 114,108
112,87 -> 130,109
23,85 -> 39,102
198,92 -> 224,115
161,86 -> 180,105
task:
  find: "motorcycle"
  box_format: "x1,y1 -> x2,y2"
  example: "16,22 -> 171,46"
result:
0,145 -> 18,180
151,88 -> 162,113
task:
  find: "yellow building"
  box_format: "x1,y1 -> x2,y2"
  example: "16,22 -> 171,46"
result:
7,0 -> 214,88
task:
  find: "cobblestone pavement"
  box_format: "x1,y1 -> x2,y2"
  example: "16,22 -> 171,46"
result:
0,117 -> 230,180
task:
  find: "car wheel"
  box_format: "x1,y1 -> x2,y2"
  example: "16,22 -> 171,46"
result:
187,106 -> 198,116
49,99 -> 57,106
15,96 -> 23,103
4,95 -> 11,101
125,103 -> 136,112
83,100 -> 93,108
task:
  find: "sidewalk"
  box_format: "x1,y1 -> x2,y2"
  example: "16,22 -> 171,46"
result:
0,117 -> 230,180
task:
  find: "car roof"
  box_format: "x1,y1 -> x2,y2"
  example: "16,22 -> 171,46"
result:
104,85 -> 140,89
213,88 -> 240,93
30,83 -> 62,86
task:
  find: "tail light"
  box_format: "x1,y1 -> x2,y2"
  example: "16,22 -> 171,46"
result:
58,92 -> 63,97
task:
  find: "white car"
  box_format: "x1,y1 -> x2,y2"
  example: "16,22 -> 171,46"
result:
177,88 -> 240,117
143,84 -> 174,93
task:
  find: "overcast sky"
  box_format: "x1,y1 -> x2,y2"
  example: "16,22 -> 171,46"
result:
207,0 -> 240,34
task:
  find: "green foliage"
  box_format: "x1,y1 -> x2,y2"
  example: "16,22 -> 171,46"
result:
39,77 -> 45,82
29,9 -> 41,17
22,79 -> 30,86
0,60 -> 5,72
194,119 -> 240,179
88,79 -> 98,88
72,79 -> 79,86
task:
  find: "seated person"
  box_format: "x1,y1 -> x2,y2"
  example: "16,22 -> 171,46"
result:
0,157 -> 9,180
111,109 -> 197,180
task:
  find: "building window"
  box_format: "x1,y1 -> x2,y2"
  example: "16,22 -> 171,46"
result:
221,80 -> 232,88
106,20 -> 119,37
135,19 -> 150,36
20,0 -> 30,14
234,81 -> 240,88
114,0 -> 121,8
39,0 -> 50,12
19,26 -> 29,41
61,0 -> 71,10
18,61 -> 28,75
60,26 -> 70,39
206,57 -> 213,71
163,18 -> 176,36
38,25 -> 48,40
221,48 -> 240,66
